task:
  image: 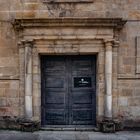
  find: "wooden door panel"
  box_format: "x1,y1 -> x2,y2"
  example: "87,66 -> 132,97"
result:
70,56 -> 96,125
45,109 -> 66,125
72,109 -> 93,125
41,56 -> 68,125
72,92 -> 92,104
41,55 -> 96,126
45,77 -> 65,88
73,109 -> 93,120
45,92 -> 65,104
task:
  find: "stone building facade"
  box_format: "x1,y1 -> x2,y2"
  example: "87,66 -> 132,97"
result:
0,0 -> 140,129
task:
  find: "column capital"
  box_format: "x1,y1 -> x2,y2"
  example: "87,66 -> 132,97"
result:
17,41 -> 24,48
104,39 -> 114,46
19,39 -> 34,48
104,39 -> 120,47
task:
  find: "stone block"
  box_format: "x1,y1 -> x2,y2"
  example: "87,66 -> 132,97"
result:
9,107 -> 19,116
128,97 -> 140,106
22,11 -> 36,18
134,88 -> 140,96
129,10 -> 140,20
124,65 -> 133,73
33,106 -> 41,117
112,98 -> 118,117
123,57 -> 135,65
0,98 -> 7,107
0,88 -> 5,97
33,66 -> 39,74
130,107 -> 140,117
23,3 -> 39,11
79,45 -> 100,53
118,97 -> 128,107
33,57 -> 39,66
136,57 -> 140,73
98,64 -> 104,74
33,97 -> 41,106
0,67 -> 18,77
19,98 -> 24,106
0,48 -> 14,57
35,10 -> 49,18
5,89 -> 19,98
15,11 -> 23,19
123,119 -> 140,129
121,89 -> 133,96
0,81 -> 9,88
0,57 -> 18,67
7,98 -> 19,107
0,107 -> 10,116
19,106 -> 24,117
0,1 -> 10,11
9,0 -> 22,11
33,74 -> 40,83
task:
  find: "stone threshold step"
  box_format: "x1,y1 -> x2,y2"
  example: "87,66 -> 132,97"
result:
41,127 -> 98,131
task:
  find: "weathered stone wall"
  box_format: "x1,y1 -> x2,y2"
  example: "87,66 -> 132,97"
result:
117,22 -> 140,127
0,0 -> 140,19
0,21 -> 19,117
0,0 -> 140,127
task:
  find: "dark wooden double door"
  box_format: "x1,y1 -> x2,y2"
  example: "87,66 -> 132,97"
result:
41,55 -> 96,126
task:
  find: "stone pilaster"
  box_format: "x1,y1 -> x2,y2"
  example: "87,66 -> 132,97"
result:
98,40 -> 122,132
104,40 -> 114,119
21,40 -> 34,119
18,42 -> 25,117
112,41 -> 119,118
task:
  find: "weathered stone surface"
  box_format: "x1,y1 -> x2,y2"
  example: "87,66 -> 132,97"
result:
0,81 -> 19,116
0,131 -> 140,140
0,0 -> 140,130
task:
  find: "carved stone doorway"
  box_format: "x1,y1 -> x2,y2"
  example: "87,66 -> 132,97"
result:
14,18 -> 126,126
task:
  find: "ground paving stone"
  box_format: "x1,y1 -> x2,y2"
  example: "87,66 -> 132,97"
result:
0,131 -> 140,140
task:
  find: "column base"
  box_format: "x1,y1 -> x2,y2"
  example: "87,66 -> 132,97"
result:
0,116 -> 40,132
18,117 -> 40,132
98,119 -> 123,133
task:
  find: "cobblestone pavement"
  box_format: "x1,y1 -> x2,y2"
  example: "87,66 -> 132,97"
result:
0,131 -> 140,140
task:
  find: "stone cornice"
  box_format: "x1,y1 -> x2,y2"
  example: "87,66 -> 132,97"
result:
13,18 -> 126,30
42,0 -> 94,3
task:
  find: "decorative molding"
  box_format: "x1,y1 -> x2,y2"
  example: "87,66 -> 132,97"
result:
13,18 -> 126,30
18,40 -> 34,48
42,0 -> 94,3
